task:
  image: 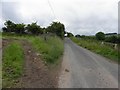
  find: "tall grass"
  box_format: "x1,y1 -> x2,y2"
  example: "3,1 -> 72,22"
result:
2,33 -> 64,88
27,36 -> 64,64
2,33 -> 64,64
2,42 -> 24,87
71,37 -> 119,62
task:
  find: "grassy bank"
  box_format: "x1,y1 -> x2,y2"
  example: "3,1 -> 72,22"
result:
71,37 -> 119,62
27,36 -> 64,64
2,33 -> 64,64
2,33 -> 64,88
2,41 -> 24,87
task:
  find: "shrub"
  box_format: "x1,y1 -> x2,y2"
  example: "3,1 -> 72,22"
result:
95,32 -> 105,40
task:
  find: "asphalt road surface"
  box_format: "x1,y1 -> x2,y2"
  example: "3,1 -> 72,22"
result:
58,38 -> 118,88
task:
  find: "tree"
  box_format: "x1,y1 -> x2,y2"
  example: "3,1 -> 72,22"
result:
95,32 -> 105,40
26,22 -> 43,35
4,20 -> 16,32
67,32 -> 74,37
80,35 -> 86,38
2,20 -> 65,38
75,34 -> 81,38
2,27 -> 8,32
47,22 -> 65,39
14,23 -> 25,34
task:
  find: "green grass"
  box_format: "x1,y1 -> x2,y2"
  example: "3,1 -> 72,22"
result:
27,36 -> 64,64
2,41 -> 24,88
2,33 -> 64,88
2,32 -> 64,64
71,37 -> 119,62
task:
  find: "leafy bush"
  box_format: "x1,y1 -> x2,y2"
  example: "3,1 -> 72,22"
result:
95,32 -> 105,40
105,35 -> 118,43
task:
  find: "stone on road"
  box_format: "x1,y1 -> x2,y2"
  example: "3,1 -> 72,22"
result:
58,38 -> 118,88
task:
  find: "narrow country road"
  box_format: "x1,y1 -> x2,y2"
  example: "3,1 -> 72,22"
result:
58,38 -> 118,88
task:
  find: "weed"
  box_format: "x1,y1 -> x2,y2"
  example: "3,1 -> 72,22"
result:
2,41 -> 24,87
28,36 -> 64,64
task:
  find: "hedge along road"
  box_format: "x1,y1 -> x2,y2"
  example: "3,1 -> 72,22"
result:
58,38 -> 118,88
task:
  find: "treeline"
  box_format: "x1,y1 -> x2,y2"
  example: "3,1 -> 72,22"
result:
2,20 -> 65,39
67,32 -> 120,44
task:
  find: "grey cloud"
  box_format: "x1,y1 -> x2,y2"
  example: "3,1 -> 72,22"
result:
2,2 -> 22,23
1,0 -> 118,35
65,15 -> 117,35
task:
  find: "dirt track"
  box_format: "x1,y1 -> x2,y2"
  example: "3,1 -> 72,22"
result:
2,38 -> 59,88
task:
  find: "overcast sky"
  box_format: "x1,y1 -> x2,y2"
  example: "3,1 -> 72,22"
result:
0,0 -> 119,35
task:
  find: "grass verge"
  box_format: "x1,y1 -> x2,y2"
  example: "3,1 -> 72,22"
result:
2,41 -> 24,88
71,37 -> 119,63
2,33 -> 64,64
27,36 -> 64,64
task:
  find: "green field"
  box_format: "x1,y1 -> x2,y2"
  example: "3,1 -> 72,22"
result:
71,37 -> 119,63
